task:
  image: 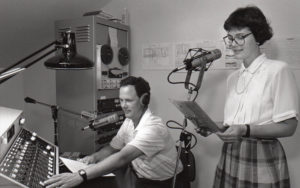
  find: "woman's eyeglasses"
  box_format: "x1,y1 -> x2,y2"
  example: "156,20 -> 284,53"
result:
223,33 -> 252,46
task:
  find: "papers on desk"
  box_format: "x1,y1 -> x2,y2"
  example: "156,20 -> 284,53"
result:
60,157 -> 115,177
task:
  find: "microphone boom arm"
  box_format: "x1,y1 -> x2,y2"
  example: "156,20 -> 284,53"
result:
24,96 -> 85,145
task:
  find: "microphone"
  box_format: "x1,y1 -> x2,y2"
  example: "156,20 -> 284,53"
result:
81,111 -> 97,120
173,49 -> 222,72
81,113 -> 119,131
24,97 -> 36,104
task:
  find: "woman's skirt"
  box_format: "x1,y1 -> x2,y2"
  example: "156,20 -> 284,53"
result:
213,138 -> 290,188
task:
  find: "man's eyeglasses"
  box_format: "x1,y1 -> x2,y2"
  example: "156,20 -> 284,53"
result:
223,33 -> 252,46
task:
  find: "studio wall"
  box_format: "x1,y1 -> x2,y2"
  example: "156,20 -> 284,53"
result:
103,0 -> 300,187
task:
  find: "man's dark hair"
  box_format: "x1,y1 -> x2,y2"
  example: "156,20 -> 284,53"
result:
224,5 -> 273,46
120,76 -> 151,105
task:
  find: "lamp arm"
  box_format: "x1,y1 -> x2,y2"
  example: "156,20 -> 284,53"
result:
0,41 -> 59,84
0,41 -> 57,75
0,30 -> 94,85
24,49 -> 56,69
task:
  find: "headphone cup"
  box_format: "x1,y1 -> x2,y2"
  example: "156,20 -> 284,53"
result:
142,93 -> 150,105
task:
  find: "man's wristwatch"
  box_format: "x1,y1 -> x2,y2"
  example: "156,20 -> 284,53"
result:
78,169 -> 88,182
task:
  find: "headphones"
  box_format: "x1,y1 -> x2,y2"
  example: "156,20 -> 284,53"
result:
140,93 -> 150,106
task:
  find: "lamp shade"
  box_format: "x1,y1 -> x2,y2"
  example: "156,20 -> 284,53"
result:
44,54 -> 94,70
44,31 -> 94,70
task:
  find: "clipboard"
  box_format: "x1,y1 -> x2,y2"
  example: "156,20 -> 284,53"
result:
170,99 -> 227,133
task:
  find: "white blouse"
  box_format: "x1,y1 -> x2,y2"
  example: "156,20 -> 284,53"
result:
224,54 -> 299,126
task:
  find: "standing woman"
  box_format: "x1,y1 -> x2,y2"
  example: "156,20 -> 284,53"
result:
214,6 -> 299,188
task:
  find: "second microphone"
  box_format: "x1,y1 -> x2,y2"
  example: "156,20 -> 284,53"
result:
82,113 -> 120,131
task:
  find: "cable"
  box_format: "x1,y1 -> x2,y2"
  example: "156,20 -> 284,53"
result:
169,119 -> 198,188
166,120 -> 184,130
166,120 -> 197,150
167,71 -> 196,88
167,71 -> 200,102
191,90 -> 199,102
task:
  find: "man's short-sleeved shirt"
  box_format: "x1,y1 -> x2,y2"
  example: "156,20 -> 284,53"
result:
110,108 -> 183,180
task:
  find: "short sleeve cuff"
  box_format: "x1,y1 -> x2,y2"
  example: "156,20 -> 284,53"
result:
110,136 -> 124,150
273,110 -> 299,122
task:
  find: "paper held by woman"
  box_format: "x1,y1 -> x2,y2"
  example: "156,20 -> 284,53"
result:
170,99 -> 227,133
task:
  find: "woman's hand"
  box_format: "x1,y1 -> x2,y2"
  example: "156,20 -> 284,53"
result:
43,172 -> 83,188
195,127 -> 212,137
216,124 -> 246,142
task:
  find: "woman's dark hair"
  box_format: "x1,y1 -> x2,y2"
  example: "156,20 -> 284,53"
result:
120,76 -> 151,105
224,6 -> 273,45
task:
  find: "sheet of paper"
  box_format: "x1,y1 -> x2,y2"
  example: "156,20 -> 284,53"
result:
142,43 -> 174,70
170,99 -> 227,133
60,157 -> 114,177
108,27 -> 118,47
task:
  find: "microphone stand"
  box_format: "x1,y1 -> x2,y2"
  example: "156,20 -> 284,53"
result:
172,87 -> 193,188
170,48 -> 213,188
24,97 -> 83,146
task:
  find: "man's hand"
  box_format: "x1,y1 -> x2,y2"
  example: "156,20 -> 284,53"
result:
43,172 -> 83,188
78,155 -> 96,164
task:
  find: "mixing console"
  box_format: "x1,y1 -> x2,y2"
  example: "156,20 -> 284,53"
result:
0,128 -> 58,188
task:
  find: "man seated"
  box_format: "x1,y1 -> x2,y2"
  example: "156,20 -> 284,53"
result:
44,76 -> 183,188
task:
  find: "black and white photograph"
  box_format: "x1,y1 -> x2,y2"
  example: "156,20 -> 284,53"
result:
1,1 -> 300,188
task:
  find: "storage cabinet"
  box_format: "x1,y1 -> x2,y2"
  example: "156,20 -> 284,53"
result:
55,16 -> 130,155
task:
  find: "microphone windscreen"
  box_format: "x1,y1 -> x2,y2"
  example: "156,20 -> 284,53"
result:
210,49 -> 222,59
105,113 -> 119,124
